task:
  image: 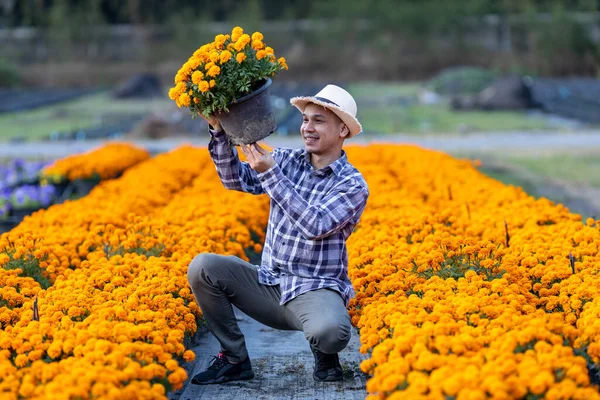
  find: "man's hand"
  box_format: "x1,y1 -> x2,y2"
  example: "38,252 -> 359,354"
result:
198,112 -> 222,131
240,143 -> 275,173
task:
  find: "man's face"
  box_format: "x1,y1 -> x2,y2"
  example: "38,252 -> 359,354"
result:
301,103 -> 348,155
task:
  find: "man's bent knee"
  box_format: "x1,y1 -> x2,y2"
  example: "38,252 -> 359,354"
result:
307,322 -> 351,354
187,253 -> 222,287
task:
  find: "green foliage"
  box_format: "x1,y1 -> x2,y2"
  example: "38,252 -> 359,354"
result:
2,250 -> 51,290
0,58 -> 21,88
528,4 -> 600,73
104,243 -> 166,259
426,67 -> 498,95
413,244 -> 505,281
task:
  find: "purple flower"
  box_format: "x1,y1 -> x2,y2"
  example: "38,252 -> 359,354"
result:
5,169 -> 18,186
11,185 -> 39,208
12,159 -> 25,169
39,185 -> 56,206
8,184 -> 58,209
11,188 -> 28,206
0,203 -> 10,219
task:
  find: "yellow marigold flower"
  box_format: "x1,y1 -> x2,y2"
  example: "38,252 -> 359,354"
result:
14,354 -> 29,367
236,52 -> 246,63
168,87 -> 178,101
178,93 -> 191,107
231,26 -> 243,42
278,57 -> 288,70
214,34 -> 226,49
265,46 -> 274,55
198,80 -> 210,93
19,380 -> 35,397
251,32 -> 263,41
586,217 -> 595,226
191,70 -> 204,84
256,50 -> 267,60
234,34 -> 251,52
183,350 -> 196,362
209,51 -> 219,63
174,70 -> 189,84
165,359 -> 178,371
209,79 -> 216,88
207,65 -> 221,77
204,62 -> 215,71
188,57 -> 201,70
219,50 -> 232,64
252,40 -> 264,50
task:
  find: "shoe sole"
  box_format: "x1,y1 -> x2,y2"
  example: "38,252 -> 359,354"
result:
313,372 -> 344,382
192,370 -> 255,385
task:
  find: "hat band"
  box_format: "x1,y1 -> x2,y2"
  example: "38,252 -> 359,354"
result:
314,96 -> 340,107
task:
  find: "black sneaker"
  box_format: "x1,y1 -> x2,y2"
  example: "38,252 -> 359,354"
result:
191,352 -> 254,385
311,347 -> 343,382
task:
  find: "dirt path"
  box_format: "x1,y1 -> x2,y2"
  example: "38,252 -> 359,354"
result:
172,307 -> 368,400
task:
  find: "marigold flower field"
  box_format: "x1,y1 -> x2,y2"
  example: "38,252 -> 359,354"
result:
1,143 -> 600,399
42,143 -> 150,182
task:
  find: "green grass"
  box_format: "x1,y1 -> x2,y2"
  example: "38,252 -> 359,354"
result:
347,81 -> 570,135
0,92 -> 172,141
357,105 -> 554,134
347,81 -> 423,98
477,166 -> 542,197
452,149 -> 600,219
504,153 -> 600,188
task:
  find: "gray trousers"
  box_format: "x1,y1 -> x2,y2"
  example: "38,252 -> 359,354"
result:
187,253 -> 352,363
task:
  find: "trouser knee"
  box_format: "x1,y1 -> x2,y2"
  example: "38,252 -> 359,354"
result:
187,252 -> 221,288
307,321 -> 351,354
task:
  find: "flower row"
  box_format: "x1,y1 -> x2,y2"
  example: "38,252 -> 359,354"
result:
1,145 -> 269,398
42,142 -> 150,182
343,145 -> 600,399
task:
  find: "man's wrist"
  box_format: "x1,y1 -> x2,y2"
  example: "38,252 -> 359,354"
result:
209,126 -> 226,139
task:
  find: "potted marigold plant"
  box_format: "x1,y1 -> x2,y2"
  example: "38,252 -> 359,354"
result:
168,26 -> 288,145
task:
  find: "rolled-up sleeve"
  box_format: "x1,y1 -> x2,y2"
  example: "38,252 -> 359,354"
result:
208,129 -> 265,195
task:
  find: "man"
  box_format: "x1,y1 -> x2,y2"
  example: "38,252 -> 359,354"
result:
187,84 -> 369,385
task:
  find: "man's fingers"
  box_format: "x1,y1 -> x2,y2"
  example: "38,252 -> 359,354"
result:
241,145 -> 254,162
248,144 -> 263,158
252,143 -> 267,155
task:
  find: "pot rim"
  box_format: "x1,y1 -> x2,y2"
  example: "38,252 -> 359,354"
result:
232,77 -> 272,104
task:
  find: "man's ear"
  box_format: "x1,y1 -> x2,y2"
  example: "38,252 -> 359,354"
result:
340,124 -> 350,138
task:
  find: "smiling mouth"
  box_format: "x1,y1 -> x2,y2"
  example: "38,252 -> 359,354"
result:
304,136 -> 319,144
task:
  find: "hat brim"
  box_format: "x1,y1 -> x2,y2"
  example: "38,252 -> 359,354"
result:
289,97 -> 362,138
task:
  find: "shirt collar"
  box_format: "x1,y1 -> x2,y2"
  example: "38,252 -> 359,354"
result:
300,149 -> 347,176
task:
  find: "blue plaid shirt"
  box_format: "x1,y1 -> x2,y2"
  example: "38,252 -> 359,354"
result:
208,129 -> 369,306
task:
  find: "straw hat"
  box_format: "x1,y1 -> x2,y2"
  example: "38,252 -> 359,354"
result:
290,84 -> 362,138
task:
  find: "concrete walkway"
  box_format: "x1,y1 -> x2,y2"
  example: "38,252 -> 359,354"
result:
2,130 -> 600,158
172,308 -> 368,400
